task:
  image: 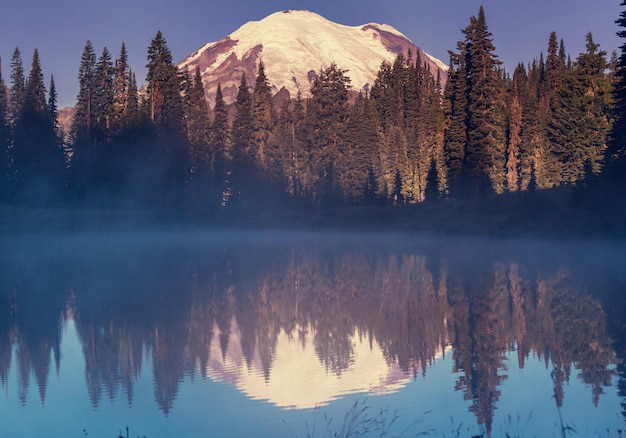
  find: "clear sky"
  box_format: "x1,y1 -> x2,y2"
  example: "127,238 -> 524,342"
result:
1,0 -> 622,108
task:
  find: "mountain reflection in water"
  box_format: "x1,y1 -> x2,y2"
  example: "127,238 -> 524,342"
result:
0,231 -> 624,436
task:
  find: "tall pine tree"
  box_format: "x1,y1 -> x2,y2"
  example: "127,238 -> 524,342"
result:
463,6 -> 507,194
146,31 -> 187,191
0,60 -> 10,200
610,0 -> 626,164
10,48 -> 26,124
12,49 -> 64,204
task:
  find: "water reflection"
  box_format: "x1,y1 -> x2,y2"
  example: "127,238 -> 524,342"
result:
0,232 -> 624,435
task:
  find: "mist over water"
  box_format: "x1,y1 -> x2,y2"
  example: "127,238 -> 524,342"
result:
0,230 -> 625,436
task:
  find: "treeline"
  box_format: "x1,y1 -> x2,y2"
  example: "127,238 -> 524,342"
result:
0,5 -> 625,211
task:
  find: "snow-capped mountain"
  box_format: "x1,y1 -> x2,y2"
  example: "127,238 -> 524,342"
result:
178,10 -> 448,106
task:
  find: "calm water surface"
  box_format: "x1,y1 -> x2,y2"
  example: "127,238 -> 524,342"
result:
0,230 -> 625,437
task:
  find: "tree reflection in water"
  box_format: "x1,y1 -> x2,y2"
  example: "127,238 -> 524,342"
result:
0,233 -> 622,434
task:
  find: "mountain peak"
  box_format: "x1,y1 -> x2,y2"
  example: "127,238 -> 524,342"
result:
179,10 -> 447,107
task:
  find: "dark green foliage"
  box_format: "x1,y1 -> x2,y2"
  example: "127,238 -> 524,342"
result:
608,1 -> 626,169
11,49 -> 65,204
185,67 -> 211,173
7,8 -> 623,213
306,63 -> 351,205
72,41 -> 97,145
463,6 -> 507,194
231,73 -> 253,165
146,31 -> 188,195
274,91 -> 307,202
93,47 -> 114,143
548,33 -> 611,184
443,44 -> 469,189
0,65 -> 10,200
70,41 -> 97,195
252,61 -> 277,174
10,47 -> 26,122
339,93 -> 382,203
211,83 -> 229,166
424,158 -> 439,202
110,42 -> 130,138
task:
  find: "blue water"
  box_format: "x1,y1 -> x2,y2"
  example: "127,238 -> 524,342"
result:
0,230 -> 624,437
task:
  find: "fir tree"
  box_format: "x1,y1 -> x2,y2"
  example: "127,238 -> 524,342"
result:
146,31 -> 185,140
48,75 -> 59,134
185,67 -> 211,174
70,41 -> 97,195
507,66 -> 523,192
211,83 -> 230,206
125,70 -> 139,127
252,61 -> 277,175
146,30 -> 187,190
12,49 -> 64,204
338,93 -> 373,202
605,0 -> 626,197
443,43 -> 468,192
306,63 -> 351,205
277,90 -> 308,202
93,47 -> 114,143
211,82 -> 229,166
545,31 -> 565,105
0,61 -> 10,199
463,6 -> 507,194
611,0 -> 626,162
231,73 -> 253,165
424,158 -> 439,202
548,33 -> 610,184
10,47 -> 26,123
111,42 -> 130,138
230,73 -> 254,204
71,41 -> 97,151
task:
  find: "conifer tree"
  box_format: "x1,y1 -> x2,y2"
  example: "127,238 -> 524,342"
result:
125,70 -> 139,127
146,30 -> 187,190
185,67 -> 211,174
338,92 -> 377,202
146,31 -> 185,140
211,83 -> 229,166
70,41 -> 97,195
0,62 -> 10,199
370,61 -> 395,129
507,66 -> 523,192
211,83 -> 230,206
443,43 -> 468,192
48,75 -> 59,134
548,33 -> 610,183
463,6 -> 507,194
231,73 -> 253,165
276,90 -> 307,201
93,47 -> 114,144
72,41 -> 97,153
12,49 -> 64,203
230,73 -> 254,203
545,32 -> 566,104
10,48 -> 26,123
406,55 -> 445,201
424,158 -> 439,202
252,61 -> 277,175
111,42 -> 130,138
609,0 -> 626,177
306,63 -> 351,205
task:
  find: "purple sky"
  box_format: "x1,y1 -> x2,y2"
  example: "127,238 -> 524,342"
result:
1,0 -> 622,108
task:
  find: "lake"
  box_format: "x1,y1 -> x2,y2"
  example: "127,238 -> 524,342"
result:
0,230 -> 625,437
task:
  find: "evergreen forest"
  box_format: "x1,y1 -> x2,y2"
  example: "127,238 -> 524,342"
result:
1,5 -> 626,233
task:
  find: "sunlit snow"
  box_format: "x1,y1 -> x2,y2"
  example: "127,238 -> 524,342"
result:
179,10 -> 447,104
